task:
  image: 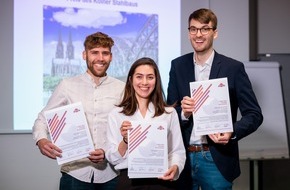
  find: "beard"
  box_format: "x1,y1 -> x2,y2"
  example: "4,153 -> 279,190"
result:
87,59 -> 110,78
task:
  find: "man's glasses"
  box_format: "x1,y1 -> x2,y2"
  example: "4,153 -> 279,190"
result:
188,27 -> 214,35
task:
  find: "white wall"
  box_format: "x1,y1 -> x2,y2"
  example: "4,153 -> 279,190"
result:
181,0 -> 249,62
0,0 -> 13,133
258,0 -> 290,54
0,134 -> 61,190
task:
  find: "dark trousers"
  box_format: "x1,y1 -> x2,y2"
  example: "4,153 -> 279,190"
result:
116,169 -> 178,190
59,172 -> 117,190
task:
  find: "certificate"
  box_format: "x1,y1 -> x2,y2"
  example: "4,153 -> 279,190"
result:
190,78 -> 233,136
128,121 -> 168,178
44,102 -> 94,165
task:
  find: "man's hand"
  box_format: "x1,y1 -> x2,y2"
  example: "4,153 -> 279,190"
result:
37,138 -> 62,159
181,96 -> 195,118
208,132 -> 233,145
158,165 -> 178,181
88,149 -> 105,163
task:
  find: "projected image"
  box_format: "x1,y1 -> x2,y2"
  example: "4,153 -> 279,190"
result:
43,6 -> 158,105
13,0 -> 180,131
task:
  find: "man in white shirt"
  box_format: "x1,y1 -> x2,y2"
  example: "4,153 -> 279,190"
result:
33,32 -> 125,190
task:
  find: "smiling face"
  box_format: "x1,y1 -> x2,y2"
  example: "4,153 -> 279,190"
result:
188,19 -> 218,54
131,64 -> 156,102
83,46 -> 112,78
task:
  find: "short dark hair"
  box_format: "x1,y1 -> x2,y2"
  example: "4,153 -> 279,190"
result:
188,8 -> 217,30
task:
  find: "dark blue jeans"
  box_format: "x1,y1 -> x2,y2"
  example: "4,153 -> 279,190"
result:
189,151 -> 232,190
59,172 -> 117,190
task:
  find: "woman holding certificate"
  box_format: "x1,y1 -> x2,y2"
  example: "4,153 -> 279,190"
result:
106,57 -> 186,190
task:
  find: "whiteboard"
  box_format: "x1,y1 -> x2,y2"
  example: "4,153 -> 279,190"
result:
238,62 -> 289,159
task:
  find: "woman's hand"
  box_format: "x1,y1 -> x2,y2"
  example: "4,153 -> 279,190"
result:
120,120 -> 132,143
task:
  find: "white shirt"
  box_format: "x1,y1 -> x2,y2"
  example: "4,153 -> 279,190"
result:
33,72 -> 125,183
183,51 -> 215,145
106,102 -> 186,180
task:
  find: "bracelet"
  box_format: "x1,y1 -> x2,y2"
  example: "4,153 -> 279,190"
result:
123,137 -> 128,144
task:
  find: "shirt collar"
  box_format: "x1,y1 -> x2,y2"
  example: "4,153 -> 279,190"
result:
194,50 -> 215,68
147,102 -> 154,113
84,71 -> 108,85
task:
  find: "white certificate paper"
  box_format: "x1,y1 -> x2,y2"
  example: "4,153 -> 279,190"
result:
44,102 -> 94,165
128,121 -> 168,178
190,78 -> 233,136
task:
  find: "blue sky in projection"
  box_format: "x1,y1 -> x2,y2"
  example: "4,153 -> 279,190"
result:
43,6 -> 158,77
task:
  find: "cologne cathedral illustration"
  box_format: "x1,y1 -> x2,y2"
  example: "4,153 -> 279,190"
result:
51,31 -> 82,77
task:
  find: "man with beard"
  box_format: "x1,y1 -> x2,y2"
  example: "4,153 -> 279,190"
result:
33,32 -> 125,190
167,9 -> 263,190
